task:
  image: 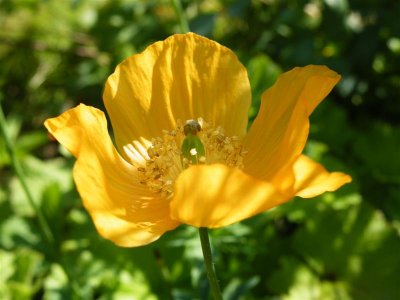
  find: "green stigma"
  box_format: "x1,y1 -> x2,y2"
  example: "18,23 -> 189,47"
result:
181,120 -> 205,166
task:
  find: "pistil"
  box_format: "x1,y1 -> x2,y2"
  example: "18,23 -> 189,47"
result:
181,120 -> 205,166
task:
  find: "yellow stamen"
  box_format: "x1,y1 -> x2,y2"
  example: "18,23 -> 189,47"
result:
137,119 -> 247,197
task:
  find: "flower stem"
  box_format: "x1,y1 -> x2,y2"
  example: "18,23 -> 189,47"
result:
0,103 -> 54,245
171,0 -> 190,33
199,227 -> 223,300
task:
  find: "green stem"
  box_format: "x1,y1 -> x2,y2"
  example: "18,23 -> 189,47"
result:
171,0 -> 190,33
0,103 -> 54,244
199,227 -> 223,300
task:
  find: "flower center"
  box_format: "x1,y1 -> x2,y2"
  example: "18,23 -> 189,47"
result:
181,120 -> 206,167
137,119 -> 247,197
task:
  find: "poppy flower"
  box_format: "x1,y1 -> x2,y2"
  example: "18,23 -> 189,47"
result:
44,33 -> 351,247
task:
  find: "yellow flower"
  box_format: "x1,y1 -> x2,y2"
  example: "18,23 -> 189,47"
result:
44,33 -> 351,247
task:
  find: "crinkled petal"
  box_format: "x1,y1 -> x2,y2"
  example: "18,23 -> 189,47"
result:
44,104 -> 179,247
103,33 -> 251,162
243,65 -> 341,183
293,155 -> 352,198
170,164 -> 288,228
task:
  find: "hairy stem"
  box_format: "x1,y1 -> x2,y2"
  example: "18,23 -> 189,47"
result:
199,227 -> 223,300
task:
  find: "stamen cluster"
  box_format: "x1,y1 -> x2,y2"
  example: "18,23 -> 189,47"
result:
137,119 -> 247,197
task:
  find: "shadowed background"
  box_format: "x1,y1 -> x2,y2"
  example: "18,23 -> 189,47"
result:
1,0 -> 399,299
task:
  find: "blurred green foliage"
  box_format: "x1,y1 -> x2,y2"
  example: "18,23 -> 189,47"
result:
1,0 -> 400,299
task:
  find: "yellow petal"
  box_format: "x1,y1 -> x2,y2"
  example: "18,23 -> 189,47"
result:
170,164 -> 287,228
44,104 -> 179,247
103,33 -> 251,161
293,155 -> 352,198
243,65 -> 341,182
